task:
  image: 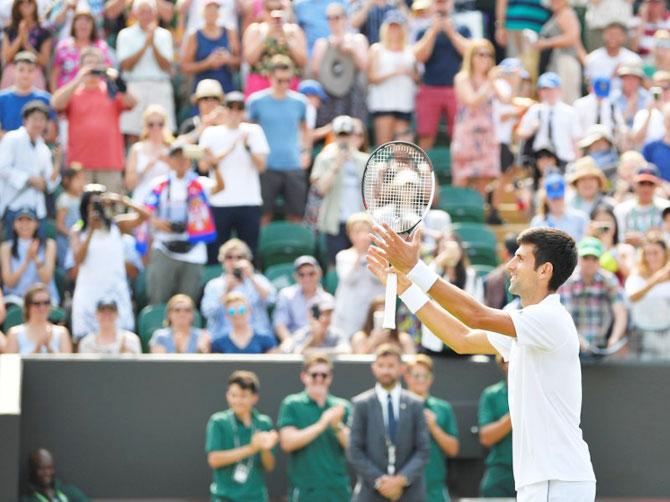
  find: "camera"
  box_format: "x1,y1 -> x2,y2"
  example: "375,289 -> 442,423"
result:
183,144 -> 204,161
310,304 -> 321,319
169,221 -> 187,233
90,68 -> 106,76
233,267 -> 244,280
92,200 -> 105,218
652,86 -> 663,101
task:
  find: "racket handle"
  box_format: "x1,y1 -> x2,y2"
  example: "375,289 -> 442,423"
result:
383,272 -> 397,330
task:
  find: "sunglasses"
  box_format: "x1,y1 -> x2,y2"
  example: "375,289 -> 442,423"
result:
147,121 -> 164,128
226,103 -> 244,111
224,254 -> 245,261
410,372 -> 431,380
474,51 -> 493,58
308,371 -> 330,380
327,14 -> 343,20
30,300 -> 51,307
274,77 -> 291,85
638,180 -> 656,186
227,305 -> 247,316
171,307 -> 193,313
297,271 -> 317,278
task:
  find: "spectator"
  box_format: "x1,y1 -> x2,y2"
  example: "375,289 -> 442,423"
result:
565,156 -> 612,216
211,291 -> 277,353
47,0 -> 106,43
631,0 -> 670,60
310,116 -> 368,263
367,10 -> 417,146
201,238 -> 275,338
517,72 -> 582,167
331,213 -> 383,336
585,21 -> 641,89
4,283 -> 71,354
0,100 -> 58,236
413,0 -> 469,151
404,354 -> 459,502
350,0 -> 407,46
55,163 -> 85,267
536,0 -> 585,104
0,51 -> 56,139
531,172 -> 589,241
242,0 -> 307,97
1,208 -> 58,306
573,78 -> 627,147
483,232 -> 519,309
613,150 -> 646,203
177,79 -> 226,142
1,0 -> 52,90
310,3 -> 369,124
277,352 -> 352,500
648,29 -> 670,75
117,0 -> 175,140
280,296 -> 350,353
583,0 -> 632,53
297,79 -> 329,142
21,448 -> 88,502
51,47 -> 137,195
178,0 -> 237,44
273,255 -> 332,342
247,55 -> 309,225
478,356 -> 514,497
348,344 -> 430,502
642,102 -> 670,182
199,91 -> 270,260
294,0 -> 345,55
494,0 -> 550,59
351,295 -> 416,354
559,237 -> 628,352
612,62 -> 651,130
429,232 -> 484,301
587,203 -> 636,283
149,294 -> 211,353
124,105 -> 172,204
576,125 -> 620,177
625,232 -> 670,359
144,143 -> 223,305
614,164 -> 670,246
50,9 -> 113,91
70,186 -> 149,341
181,0 -> 240,94
631,70 -> 670,147
205,371 -> 278,500
78,299 -> 142,354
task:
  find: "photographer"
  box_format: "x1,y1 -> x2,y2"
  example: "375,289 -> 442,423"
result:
144,143 -> 224,305
310,115 -> 368,264
52,46 -> 137,194
280,296 -> 350,354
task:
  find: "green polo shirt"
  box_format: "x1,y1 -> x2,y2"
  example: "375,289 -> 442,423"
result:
424,395 -> 458,501
21,480 -> 89,502
478,381 -> 512,468
277,391 -> 352,491
205,408 -> 274,501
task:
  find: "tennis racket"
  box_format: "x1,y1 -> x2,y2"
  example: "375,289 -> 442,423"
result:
362,141 -> 435,329
585,336 -> 629,358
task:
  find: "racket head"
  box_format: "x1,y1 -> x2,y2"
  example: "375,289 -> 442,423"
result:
361,141 -> 435,236
587,336 -> 629,357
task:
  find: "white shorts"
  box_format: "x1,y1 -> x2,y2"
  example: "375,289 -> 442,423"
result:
517,480 -> 596,502
120,80 -> 176,135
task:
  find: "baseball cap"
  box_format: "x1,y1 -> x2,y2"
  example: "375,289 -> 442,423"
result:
499,57 -> 529,79
15,207 -> 37,220
96,298 -> 118,311
577,237 -> 604,258
634,164 -> 661,184
294,255 -> 321,271
332,115 -> 354,135
382,9 -> 406,25
298,79 -> 328,101
544,172 -> 566,200
225,91 -> 245,104
14,51 -> 36,65
538,72 -> 561,89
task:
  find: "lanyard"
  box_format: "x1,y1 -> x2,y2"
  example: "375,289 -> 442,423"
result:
33,490 -> 68,502
229,413 -> 255,470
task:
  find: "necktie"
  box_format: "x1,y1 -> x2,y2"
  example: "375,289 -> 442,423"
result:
546,107 -> 555,151
387,393 -> 397,443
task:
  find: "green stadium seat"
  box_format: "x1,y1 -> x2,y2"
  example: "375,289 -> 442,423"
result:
55,267 -> 68,302
323,268 -> 338,295
201,264 -> 222,289
133,269 -> 148,311
2,305 -> 67,332
464,244 -> 499,267
259,222 -> 316,269
137,303 -> 203,353
44,219 -> 57,240
427,147 -> 451,184
472,263 -> 496,278
438,186 -> 485,223
265,262 -> 296,291
452,222 -> 498,249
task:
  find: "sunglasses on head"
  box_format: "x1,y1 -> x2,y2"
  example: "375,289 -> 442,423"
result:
227,305 -> 247,316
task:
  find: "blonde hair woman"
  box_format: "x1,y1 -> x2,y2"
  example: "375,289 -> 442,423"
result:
149,294 -> 211,353
124,105 -> 174,203
452,39 -> 504,198
367,10 -> 418,145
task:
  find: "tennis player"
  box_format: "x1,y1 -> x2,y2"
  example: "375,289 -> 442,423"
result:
368,226 -> 596,501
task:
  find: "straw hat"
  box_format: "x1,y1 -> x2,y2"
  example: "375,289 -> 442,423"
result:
567,156 -> 607,189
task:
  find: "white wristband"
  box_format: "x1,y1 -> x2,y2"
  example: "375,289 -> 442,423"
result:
407,260 -> 439,293
399,284 -> 429,314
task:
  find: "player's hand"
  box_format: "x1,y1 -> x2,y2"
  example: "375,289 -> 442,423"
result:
370,224 -> 421,275
367,245 -> 412,294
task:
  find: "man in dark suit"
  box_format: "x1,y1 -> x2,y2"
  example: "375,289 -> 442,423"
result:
348,344 -> 430,501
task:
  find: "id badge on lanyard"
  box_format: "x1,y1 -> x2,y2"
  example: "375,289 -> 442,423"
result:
230,414 -> 255,484
385,437 -> 396,475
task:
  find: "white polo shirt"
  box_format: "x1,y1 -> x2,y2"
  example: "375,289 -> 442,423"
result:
519,102 -> 582,162
486,294 -> 596,490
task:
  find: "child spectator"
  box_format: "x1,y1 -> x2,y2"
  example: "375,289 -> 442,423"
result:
55,163 -> 85,267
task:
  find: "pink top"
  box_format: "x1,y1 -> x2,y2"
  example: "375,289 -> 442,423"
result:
53,38 -> 112,89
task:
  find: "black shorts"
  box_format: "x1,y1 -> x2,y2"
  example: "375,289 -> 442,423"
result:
500,143 -> 514,173
260,169 -> 307,217
370,111 -> 413,122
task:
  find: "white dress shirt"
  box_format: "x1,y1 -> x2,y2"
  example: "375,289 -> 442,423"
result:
375,382 -> 401,432
519,102 -> 582,162
573,93 -> 627,138
0,127 -> 57,218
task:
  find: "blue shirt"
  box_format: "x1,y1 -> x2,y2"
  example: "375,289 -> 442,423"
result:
247,90 -> 306,171
418,25 -> 470,87
642,140 -> 670,182
272,284 -> 332,334
530,207 -> 590,242
0,88 -> 56,131
294,0 -> 345,55
149,327 -> 204,353
348,0 -> 396,45
211,332 -> 277,353
193,29 -> 235,92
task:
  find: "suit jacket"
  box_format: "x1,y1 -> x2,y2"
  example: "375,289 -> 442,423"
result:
347,388 -> 430,502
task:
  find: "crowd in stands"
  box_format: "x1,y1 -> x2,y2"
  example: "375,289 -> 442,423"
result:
0,0 -> 669,361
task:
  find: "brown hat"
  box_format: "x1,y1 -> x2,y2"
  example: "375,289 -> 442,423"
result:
567,156 -> 607,189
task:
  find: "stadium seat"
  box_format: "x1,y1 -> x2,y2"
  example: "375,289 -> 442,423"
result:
472,263 -> 496,278
452,222 -> 498,249
201,264 -> 222,289
437,186 -> 485,223
133,269 -> 148,312
427,147 -> 451,184
137,303 -> 203,353
2,305 -> 68,332
44,219 -> 57,240
323,268 -> 338,295
258,222 -> 316,269
264,263 -> 296,291
464,244 -> 499,267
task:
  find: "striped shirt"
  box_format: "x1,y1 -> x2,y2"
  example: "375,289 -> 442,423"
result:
504,0 -> 551,33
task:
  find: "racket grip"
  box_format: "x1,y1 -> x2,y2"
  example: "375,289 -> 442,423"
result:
383,272 -> 397,330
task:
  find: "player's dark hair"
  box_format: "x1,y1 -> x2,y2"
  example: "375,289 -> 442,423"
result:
228,371 -> 260,394
517,227 -> 577,291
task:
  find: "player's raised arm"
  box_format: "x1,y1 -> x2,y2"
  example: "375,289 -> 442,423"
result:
370,223 -> 516,338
